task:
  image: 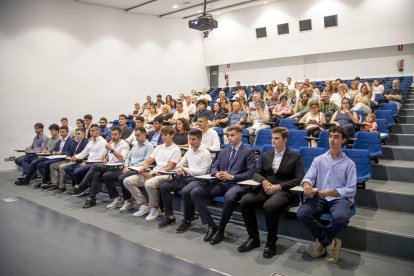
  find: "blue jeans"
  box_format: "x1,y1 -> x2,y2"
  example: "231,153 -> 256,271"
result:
297,197 -> 353,246
64,163 -> 93,184
21,155 -> 38,175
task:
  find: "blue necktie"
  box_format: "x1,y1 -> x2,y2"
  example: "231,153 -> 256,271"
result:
228,148 -> 236,170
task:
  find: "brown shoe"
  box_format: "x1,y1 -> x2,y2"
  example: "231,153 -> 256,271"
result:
310,239 -> 326,258
326,238 -> 341,264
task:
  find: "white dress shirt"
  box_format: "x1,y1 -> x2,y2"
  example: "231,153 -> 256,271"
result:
75,136 -> 107,161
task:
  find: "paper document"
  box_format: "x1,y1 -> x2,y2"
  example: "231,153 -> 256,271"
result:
45,155 -> 67,159
158,170 -> 177,175
238,179 -> 260,186
194,174 -> 217,180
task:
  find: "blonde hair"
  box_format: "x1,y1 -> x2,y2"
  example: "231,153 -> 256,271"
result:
162,104 -> 171,113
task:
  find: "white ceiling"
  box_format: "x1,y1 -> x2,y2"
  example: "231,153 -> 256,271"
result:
77,0 -> 277,19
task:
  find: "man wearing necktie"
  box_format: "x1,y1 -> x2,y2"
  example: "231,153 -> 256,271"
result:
238,127 -> 304,258
190,125 -> 256,245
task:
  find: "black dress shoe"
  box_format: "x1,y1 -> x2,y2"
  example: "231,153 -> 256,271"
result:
209,230 -> 224,245
263,243 -> 276,259
176,221 -> 192,234
15,179 -> 29,185
237,237 -> 261,253
203,226 -> 217,242
82,198 -> 96,209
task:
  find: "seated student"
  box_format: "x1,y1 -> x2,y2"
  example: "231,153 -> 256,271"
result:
103,127 -> 154,212
183,95 -> 197,116
174,118 -> 190,147
14,122 -> 49,176
158,129 -> 212,229
49,128 -> 89,194
125,116 -> 146,146
35,125 -> 76,188
246,100 -> 270,144
220,97 -> 232,113
319,92 -> 338,121
371,79 -> 384,104
128,102 -> 143,120
147,116 -> 163,146
190,125 -> 256,245
360,112 -> 378,132
60,117 -> 74,137
191,99 -> 211,127
238,127 -> 304,258
351,83 -> 372,113
81,127 -> 130,208
297,126 -> 356,264
198,88 -> 212,104
197,116 -> 221,152
118,114 -> 133,140
289,92 -> 309,119
384,79 -> 404,112
83,114 -> 93,139
15,124 -> 60,185
168,101 -> 189,125
330,84 -> 350,109
160,104 -> 174,124
123,126 -> 181,221
65,124 -> 107,187
330,98 -> 359,138
208,102 -> 227,128
99,117 -> 112,141
272,95 -> 293,122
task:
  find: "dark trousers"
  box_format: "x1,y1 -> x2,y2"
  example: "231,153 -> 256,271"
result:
160,176 -> 200,219
103,169 -> 138,199
297,197 -> 353,246
37,158 -> 65,181
64,163 -> 93,184
87,164 -> 119,199
15,155 -> 25,167
240,189 -> 292,244
21,155 -> 38,175
191,181 -> 248,231
24,157 -> 48,181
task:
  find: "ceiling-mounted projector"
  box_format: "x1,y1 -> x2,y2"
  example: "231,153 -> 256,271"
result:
189,14 -> 218,32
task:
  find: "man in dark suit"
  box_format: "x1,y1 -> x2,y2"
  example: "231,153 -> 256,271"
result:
190,125 -> 256,245
238,127 -> 305,258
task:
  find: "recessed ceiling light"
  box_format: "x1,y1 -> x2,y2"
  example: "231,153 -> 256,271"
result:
172,5 -> 179,9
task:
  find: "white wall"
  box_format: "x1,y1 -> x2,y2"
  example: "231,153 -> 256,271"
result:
204,0 -> 414,66
0,0 -> 208,170
219,44 -> 414,86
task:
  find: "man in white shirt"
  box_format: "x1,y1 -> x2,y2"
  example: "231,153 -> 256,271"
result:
158,129 -> 212,229
197,116 -> 221,153
307,87 -> 320,102
60,117 -> 74,137
169,101 -> 189,125
371,78 -> 384,102
183,95 -> 197,115
64,124 -> 107,188
123,126 -> 182,221
286,77 -> 295,91
215,90 -> 229,103
125,117 -> 145,146
198,88 -> 212,103
81,127 -> 130,208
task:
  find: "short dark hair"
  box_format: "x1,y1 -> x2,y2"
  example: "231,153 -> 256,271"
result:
176,101 -> 183,107
100,117 -> 107,122
84,114 -> 92,120
111,126 -> 121,134
227,125 -> 243,134
34,123 -> 44,129
272,127 -> 289,140
90,124 -> 99,130
75,128 -> 85,133
60,117 -> 68,122
279,95 -> 288,101
354,76 -> 361,81
135,126 -> 147,137
136,116 -> 145,123
196,99 -> 207,106
328,126 -> 348,141
161,126 -> 175,136
188,128 -> 202,139
49,124 -> 60,131
153,115 -> 163,124
197,115 -> 209,122
60,125 -> 69,131
119,114 -> 127,120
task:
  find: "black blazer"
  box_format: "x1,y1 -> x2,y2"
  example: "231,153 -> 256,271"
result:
253,148 -> 304,192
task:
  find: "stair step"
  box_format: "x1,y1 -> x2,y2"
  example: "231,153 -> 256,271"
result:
278,207 -> 414,261
356,180 -> 414,213
392,124 -> 414,134
399,109 -> 414,116
398,116 -> 414,124
387,133 -> 414,146
372,159 -> 414,182
382,145 -> 414,161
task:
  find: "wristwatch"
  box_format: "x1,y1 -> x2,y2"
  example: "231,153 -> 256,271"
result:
110,149 -> 114,153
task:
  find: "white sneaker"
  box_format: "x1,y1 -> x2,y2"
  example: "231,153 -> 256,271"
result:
133,205 -> 150,217
145,207 -> 160,221
106,197 -> 124,209
119,200 -> 134,212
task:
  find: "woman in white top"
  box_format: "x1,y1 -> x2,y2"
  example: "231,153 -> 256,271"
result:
347,81 -> 360,101
300,100 -> 326,140
247,100 -> 270,143
371,79 -> 384,102
351,83 -> 373,113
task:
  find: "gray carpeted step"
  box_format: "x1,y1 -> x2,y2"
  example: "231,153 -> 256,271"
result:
382,145 -> 414,161
392,124 -> 414,134
372,159 -> 414,182
386,133 -> 414,146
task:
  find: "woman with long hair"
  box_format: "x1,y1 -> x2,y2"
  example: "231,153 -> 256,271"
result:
330,98 -> 359,137
174,118 -> 190,147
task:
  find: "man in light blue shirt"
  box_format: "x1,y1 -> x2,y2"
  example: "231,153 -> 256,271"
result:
297,126 -> 356,264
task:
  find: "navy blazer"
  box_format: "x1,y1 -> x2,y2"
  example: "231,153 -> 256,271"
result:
210,144 -> 256,183
52,137 -> 76,156
69,138 -> 89,156
147,131 -> 163,145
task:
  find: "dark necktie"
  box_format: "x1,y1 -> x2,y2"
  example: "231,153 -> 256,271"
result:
228,148 -> 236,170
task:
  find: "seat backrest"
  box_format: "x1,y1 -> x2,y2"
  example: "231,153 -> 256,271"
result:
242,128 -> 250,144
353,131 -> 382,156
279,118 -> 298,130
343,149 -> 371,181
353,109 -> 365,121
380,103 -> 398,117
254,128 -> 272,147
374,110 -> 395,127
376,119 -> 388,134
287,130 -> 308,152
111,119 -> 120,127
316,130 -> 330,152
214,128 -> 224,145
299,147 -> 324,172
